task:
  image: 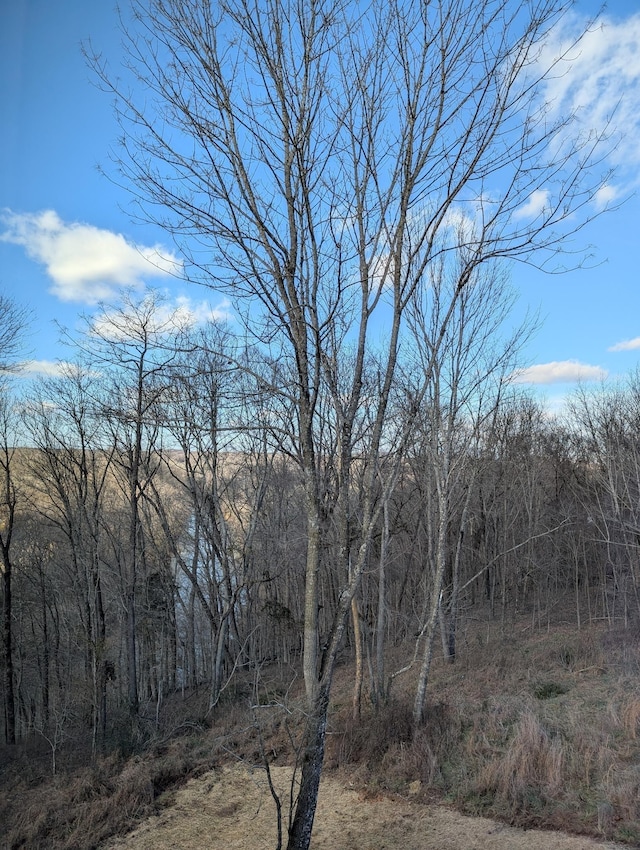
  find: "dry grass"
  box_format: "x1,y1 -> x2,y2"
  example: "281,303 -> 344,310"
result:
621,695 -> 640,739
0,738 -> 217,850
477,711 -> 564,801
3,614 -> 640,848
323,618 -> 640,844
103,762 -> 626,850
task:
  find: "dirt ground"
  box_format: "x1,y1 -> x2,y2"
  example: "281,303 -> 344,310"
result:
102,764 -> 627,850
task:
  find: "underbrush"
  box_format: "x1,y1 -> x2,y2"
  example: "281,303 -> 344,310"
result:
0,738 -> 214,850
0,672 -> 286,850
2,618 -> 640,848
326,621 -> 640,845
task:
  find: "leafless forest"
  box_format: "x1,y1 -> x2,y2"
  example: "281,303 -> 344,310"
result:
2,1 -> 638,848
2,287 -> 640,754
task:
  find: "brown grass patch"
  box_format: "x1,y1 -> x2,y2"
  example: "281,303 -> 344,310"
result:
621,696 -> 640,739
3,615 -> 640,847
2,740 -> 210,850
476,712 -> 564,806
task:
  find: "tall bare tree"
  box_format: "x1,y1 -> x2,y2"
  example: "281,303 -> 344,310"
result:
0,293 -> 29,745
90,1 -> 609,845
0,396 -> 20,745
406,260 -> 532,727
23,365 -> 115,752
569,373 -> 640,624
0,293 -> 30,381
147,324 -> 275,707
72,291 -> 189,718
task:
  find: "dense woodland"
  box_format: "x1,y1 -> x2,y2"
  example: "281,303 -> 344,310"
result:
2,289 -> 640,760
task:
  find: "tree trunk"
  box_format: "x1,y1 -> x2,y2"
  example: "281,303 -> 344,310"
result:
2,551 -> 15,744
95,566 -> 107,753
40,565 -> 50,732
351,594 -> 363,720
413,488 -> 448,729
286,687 -> 329,850
126,587 -> 138,716
302,478 -> 321,706
375,496 -> 390,706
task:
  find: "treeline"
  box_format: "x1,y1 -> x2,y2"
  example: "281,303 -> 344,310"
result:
2,292 -> 639,759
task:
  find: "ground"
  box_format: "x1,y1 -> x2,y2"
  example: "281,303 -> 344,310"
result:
101,764 -> 627,850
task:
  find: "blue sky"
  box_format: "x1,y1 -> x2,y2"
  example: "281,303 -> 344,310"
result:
1,0 -> 639,412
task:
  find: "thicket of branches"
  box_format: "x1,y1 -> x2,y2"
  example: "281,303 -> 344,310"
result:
1,1 -> 624,846
3,289 -> 640,763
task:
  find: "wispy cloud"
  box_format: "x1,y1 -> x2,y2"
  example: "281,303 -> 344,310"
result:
512,360 -> 607,385
90,294 -> 232,342
513,190 -> 549,221
608,337 -> 640,352
0,209 -> 183,304
18,359 -> 74,377
593,184 -> 618,210
169,295 -> 233,326
539,11 -> 640,191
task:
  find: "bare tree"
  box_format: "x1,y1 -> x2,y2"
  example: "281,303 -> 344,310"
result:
89,1 -> 609,845
0,396 -> 19,744
147,324 -> 276,708
0,293 -> 30,381
70,291 -> 190,718
569,373 -> 640,625
23,365 -> 115,753
0,293 -> 29,744
405,260 -> 532,727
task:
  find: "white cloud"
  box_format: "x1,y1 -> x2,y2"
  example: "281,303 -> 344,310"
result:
538,12 -> 640,185
171,295 -> 233,325
593,184 -> 618,210
440,205 -> 478,239
511,360 -> 607,385
513,190 -> 549,222
18,359 -> 73,377
608,337 -> 640,352
90,294 -> 232,342
0,209 -> 183,304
